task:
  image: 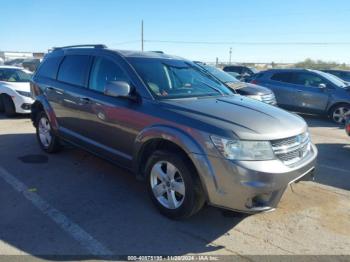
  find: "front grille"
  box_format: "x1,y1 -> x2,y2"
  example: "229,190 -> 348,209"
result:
271,132 -> 311,165
261,93 -> 277,105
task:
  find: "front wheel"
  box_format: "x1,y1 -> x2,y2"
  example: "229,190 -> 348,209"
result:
35,111 -> 61,153
2,95 -> 16,117
330,104 -> 350,124
145,150 -> 205,219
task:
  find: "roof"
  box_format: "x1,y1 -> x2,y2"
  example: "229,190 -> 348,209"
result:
115,50 -> 184,60
264,68 -> 314,72
322,69 -> 350,72
49,44 -> 187,61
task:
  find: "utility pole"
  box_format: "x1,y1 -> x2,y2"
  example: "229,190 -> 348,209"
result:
229,47 -> 232,64
141,20 -> 144,52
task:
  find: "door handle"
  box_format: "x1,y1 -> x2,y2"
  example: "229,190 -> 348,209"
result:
46,87 -> 64,95
78,97 -> 91,104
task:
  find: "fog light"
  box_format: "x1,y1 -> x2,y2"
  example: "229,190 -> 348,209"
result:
21,103 -> 31,110
246,192 -> 273,209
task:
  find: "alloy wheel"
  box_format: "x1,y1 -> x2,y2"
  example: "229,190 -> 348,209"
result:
332,106 -> 350,124
38,116 -> 52,148
150,161 -> 185,209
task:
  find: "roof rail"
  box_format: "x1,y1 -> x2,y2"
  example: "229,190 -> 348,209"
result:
51,44 -> 107,51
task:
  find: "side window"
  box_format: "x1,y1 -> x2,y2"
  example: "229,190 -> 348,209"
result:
89,57 -> 129,93
292,73 -> 324,88
332,71 -> 342,77
57,55 -> 91,87
271,72 -> 293,83
343,72 -> 350,78
36,56 -> 63,79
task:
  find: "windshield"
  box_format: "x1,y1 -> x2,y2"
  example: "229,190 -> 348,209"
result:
198,63 -> 240,83
129,58 -> 234,99
316,70 -> 348,88
249,67 -> 259,74
0,68 -> 32,82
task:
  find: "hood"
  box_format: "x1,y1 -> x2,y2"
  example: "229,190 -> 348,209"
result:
161,95 -> 306,140
226,82 -> 272,96
0,81 -> 31,92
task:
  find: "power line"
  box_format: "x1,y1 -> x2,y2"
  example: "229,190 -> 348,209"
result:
144,40 -> 350,46
110,40 -> 139,45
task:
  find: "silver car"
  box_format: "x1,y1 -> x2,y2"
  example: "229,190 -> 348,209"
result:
31,45 -> 317,219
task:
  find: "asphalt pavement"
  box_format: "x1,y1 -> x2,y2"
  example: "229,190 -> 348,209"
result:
0,113 -> 349,259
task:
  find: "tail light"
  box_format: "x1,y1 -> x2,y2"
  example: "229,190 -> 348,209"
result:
251,79 -> 258,84
346,123 -> 350,134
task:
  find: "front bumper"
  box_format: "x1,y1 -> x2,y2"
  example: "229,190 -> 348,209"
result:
13,95 -> 34,114
192,143 -> 317,213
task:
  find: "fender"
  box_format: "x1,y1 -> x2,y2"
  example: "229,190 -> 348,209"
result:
133,124 -> 219,199
0,83 -> 17,97
31,95 -> 59,132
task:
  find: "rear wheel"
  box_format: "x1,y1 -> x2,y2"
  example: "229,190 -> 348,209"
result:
145,150 -> 205,219
330,104 -> 350,124
2,95 -> 16,117
35,111 -> 61,153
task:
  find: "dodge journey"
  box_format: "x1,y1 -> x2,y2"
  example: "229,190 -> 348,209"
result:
30,45 -> 317,219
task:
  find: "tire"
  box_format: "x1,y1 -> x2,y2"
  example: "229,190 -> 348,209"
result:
145,150 -> 205,219
35,111 -> 61,153
0,95 -> 4,113
330,104 -> 350,124
2,95 -> 16,117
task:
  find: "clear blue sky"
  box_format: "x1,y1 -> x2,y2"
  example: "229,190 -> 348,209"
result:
1,0 -> 350,63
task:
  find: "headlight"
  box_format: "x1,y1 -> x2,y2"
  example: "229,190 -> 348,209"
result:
247,95 -> 262,101
211,136 -> 275,160
16,90 -> 31,97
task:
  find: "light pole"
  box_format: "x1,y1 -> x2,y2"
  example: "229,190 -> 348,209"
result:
141,20 -> 144,52
229,47 -> 232,64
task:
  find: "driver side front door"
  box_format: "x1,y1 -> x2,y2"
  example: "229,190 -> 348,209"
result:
290,72 -> 330,114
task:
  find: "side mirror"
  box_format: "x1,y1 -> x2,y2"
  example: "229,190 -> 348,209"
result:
104,81 -> 131,98
319,83 -> 327,89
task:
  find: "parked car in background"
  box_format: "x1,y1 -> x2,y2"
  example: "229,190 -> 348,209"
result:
223,65 -> 259,82
30,45 -> 317,219
195,62 -> 276,105
321,69 -> 350,83
4,58 -> 26,67
0,66 -> 34,116
22,58 -> 41,72
324,72 -> 350,86
250,69 -> 350,124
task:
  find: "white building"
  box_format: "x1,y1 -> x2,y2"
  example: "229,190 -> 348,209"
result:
0,51 -> 45,62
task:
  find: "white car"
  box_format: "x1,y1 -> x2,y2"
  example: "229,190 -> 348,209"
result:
0,66 -> 34,116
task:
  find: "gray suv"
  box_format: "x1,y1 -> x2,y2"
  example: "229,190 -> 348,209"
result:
251,69 -> 350,124
30,45 -> 317,219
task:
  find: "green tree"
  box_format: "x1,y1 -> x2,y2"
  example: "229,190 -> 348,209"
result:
294,58 -> 350,70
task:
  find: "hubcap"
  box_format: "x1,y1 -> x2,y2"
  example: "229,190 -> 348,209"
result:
333,107 -> 350,124
38,116 -> 52,148
150,161 -> 185,209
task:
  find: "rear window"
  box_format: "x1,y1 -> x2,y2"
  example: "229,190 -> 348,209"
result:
36,56 -> 63,79
223,66 -> 242,74
57,55 -> 91,87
